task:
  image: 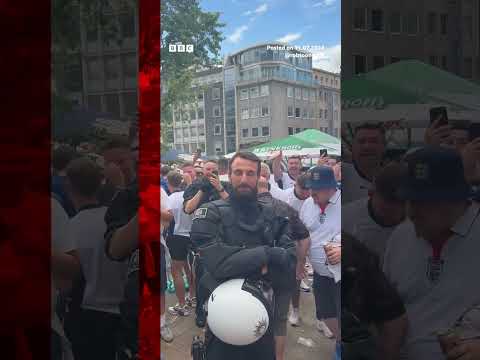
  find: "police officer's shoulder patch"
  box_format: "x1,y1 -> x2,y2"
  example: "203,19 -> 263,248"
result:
193,207 -> 208,220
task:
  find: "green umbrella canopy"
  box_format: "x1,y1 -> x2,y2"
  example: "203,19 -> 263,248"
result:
365,60 -> 480,96
292,129 -> 340,144
250,136 -> 318,153
342,75 -> 421,110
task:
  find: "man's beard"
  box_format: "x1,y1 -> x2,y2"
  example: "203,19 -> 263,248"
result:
231,184 -> 258,206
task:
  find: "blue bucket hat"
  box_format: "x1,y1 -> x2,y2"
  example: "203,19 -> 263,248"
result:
307,166 -> 338,191
397,146 -> 472,201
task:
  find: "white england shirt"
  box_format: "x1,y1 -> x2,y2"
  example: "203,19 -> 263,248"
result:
383,203 -> 480,359
342,162 -> 372,204
283,187 -> 307,213
168,191 -> 193,237
299,190 -> 341,277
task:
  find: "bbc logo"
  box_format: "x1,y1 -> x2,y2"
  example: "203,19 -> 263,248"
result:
169,44 -> 194,53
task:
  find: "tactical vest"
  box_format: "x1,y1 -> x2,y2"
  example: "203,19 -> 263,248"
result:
209,199 -> 285,249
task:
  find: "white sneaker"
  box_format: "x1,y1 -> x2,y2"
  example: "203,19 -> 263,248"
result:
161,324 -> 174,343
317,320 -> 334,339
289,308 -> 301,326
300,279 -> 311,292
168,303 -> 191,317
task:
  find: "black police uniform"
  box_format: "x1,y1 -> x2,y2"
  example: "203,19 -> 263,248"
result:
190,197 -> 296,360
342,236 -> 406,360
183,178 -> 231,326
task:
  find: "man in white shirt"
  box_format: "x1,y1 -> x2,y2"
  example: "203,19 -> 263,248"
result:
299,166 -> 341,355
62,158 -> 128,360
166,171 -> 195,317
271,153 -> 303,190
383,146 -> 480,359
343,124 -> 386,204
343,163 -> 407,264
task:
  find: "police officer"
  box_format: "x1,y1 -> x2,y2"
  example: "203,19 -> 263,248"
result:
190,151 -> 296,360
183,159 -> 230,327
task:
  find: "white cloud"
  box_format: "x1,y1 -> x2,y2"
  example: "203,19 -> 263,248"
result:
311,44 -> 341,73
313,0 -> 336,8
276,33 -> 302,43
227,25 -> 249,43
243,3 -> 269,16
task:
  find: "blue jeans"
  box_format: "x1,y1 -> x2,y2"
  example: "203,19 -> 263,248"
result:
334,341 -> 341,360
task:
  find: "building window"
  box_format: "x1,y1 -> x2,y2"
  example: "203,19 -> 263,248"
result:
123,54 -> 137,78
390,12 -> 401,33
288,127 -> 294,135
190,109 -> 196,120
371,9 -> 384,32
240,88 -> 249,100
175,129 -> 182,138
183,127 -> 189,137
391,57 -> 401,64
429,56 -> 437,66
295,107 -> 301,118
119,13 -> 136,38
353,8 -> 367,30
250,87 -> 259,98
319,90 -> 323,101
325,109 -> 328,118
87,57 -> 102,81
441,56 -> 448,70
295,128 -> 301,133
260,85 -> 269,96
197,92 -> 204,101
262,127 -> 270,136
199,127 -> 205,136
302,89 -> 309,100
213,106 -> 221,117
251,107 -> 260,118
214,125 -> 222,135
464,57 -> 473,78
198,108 -> 204,119
407,13 -> 418,35
295,88 -> 301,99
123,92 -> 137,116
464,16 -> 473,40
242,128 -> 249,138
440,14 -> 448,35
287,87 -> 293,97
241,108 -> 249,120
214,142 -> 222,153
191,126 -> 197,137
105,94 -> 120,117
354,55 -> 367,74
252,128 -> 259,137
334,128 -> 339,137
302,108 -> 308,118
288,105 -> 294,117
212,87 -> 221,100
319,109 -> 323,118
427,12 -> 437,34
372,56 -> 385,70
261,106 -> 270,117
88,95 -> 102,113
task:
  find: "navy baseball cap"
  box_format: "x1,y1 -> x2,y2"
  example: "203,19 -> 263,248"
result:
397,146 -> 472,201
307,166 -> 338,190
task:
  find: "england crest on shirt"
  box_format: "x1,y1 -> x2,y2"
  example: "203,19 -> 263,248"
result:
426,256 -> 444,284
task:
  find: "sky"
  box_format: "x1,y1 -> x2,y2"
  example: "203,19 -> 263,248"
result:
200,0 -> 341,73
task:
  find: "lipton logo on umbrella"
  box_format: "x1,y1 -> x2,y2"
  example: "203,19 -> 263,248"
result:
414,163 -> 429,180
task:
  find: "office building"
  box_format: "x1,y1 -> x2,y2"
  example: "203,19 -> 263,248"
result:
342,0 -> 480,81
171,43 -> 341,157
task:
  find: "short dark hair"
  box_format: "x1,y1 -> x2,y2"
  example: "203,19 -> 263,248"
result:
296,173 -> 310,189
288,155 -> 302,162
161,165 -> 171,177
354,123 -> 386,137
101,136 -> 131,153
166,171 -> 183,188
228,151 -> 261,175
52,145 -> 76,172
181,161 -> 194,168
66,157 -> 103,198
204,159 -> 218,166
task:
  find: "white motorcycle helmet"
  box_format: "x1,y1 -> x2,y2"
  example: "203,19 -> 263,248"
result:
207,278 -> 272,346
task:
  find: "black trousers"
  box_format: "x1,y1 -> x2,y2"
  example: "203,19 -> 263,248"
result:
205,327 -> 276,360
67,308 -> 121,360
194,255 -> 207,319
